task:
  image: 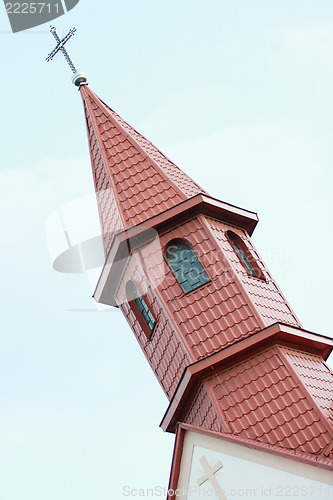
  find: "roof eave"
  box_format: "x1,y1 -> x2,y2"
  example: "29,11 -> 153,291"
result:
93,193 -> 259,305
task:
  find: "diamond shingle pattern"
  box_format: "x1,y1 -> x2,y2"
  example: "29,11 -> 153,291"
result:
81,86 -> 206,253
208,218 -> 301,327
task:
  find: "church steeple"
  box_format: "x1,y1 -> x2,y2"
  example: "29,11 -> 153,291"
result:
79,84 -> 333,475
51,60 -> 333,493
77,82 -> 333,461
47,25 -> 333,492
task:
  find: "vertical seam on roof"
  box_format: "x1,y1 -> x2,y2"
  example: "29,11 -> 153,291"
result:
206,380 -> 234,434
116,273 -> 185,399
201,215 -> 266,331
80,86 -> 128,229
136,242 -> 197,366
80,91 -> 113,258
249,236 -> 302,328
278,346 -> 333,452
100,125 -> 133,228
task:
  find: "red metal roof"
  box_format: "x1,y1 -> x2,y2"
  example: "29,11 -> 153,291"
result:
120,280 -> 190,399
208,218 -> 301,328
80,85 -> 206,254
79,84 -> 333,468
185,382 -> 226,432
183,345 -> 333,460
282,347 -> 333,428
109,245 -> 191,399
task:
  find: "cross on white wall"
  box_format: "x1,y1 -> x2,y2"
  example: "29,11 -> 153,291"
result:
197,456 -> 227,500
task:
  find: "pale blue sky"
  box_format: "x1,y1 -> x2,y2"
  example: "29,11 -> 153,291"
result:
1,1 -> 333,498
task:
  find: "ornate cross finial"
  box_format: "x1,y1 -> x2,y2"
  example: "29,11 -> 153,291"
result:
46,25 -> 87,87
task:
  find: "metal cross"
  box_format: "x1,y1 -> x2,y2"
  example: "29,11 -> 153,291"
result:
46,25 -> 77,74
197,456 -> 227,500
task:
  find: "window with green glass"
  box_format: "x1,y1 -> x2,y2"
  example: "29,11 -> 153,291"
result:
126,281 -> 156,338
132,285 -> 155,332
227,231 -> 256,277
166,240 -> 209,293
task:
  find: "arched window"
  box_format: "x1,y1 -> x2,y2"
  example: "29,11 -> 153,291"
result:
227,230 -> 264,279
165,240 -> 209,293
126,282 -> 156,339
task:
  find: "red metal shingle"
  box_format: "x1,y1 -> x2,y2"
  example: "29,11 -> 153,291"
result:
282,347 -> 333,426
206,346 -> 333,457
80,85 -> 206,253
185,384 -> 225,433
115,257 -> 190,400
155,218 -> 261,361
207,218 -> 301,328
83,97 -> 124,255
183,346 -> 332,460
81,85 -> 333,467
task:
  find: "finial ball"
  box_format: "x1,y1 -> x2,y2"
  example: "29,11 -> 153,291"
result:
72,72 -> 87,87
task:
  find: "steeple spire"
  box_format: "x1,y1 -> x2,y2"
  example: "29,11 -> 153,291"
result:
79,84 -> 207,254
